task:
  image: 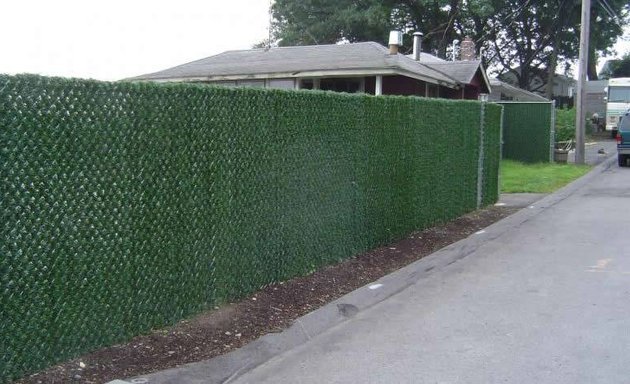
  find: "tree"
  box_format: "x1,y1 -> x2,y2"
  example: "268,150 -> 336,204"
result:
270,0 -> 391,46
585,0 -> 628,80
465,0 -> 628,88
269,0 -> 629,91
600,53 -> 630,78
466,0 -> 576,91
270,0 -> 477,57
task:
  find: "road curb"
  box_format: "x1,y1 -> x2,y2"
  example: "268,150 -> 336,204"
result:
119,156 -> 616,384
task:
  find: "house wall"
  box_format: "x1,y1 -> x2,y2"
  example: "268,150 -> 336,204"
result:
464,85 -> 480,99
382,75 -> 427,96
584,80 -> 608,117
365,75 -> 473,100
463,70 -> 488,99
552,77 -> 576,97
469,74 -> 482,88
209,78 -> 296,90
211,75 -> 480,101
440,87 -> 462,99
365,75 -> 429,97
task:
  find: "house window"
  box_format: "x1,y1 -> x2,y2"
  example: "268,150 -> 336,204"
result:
212,81 -> 237,87
299,78 -> 364,93
236,80 -> 265,88
320,78 -> 362,93
268,79 -> 295,90
426,84 -> 439,98
300,79 -> 315,90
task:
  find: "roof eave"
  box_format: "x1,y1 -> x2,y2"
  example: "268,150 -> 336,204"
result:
478,64 -> 492,94
127,67 -> 460,88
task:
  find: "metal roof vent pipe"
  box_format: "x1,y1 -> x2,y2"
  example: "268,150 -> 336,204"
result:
413,32 -> 423,61
452,39 -> 459,61
389,31 -> 403,55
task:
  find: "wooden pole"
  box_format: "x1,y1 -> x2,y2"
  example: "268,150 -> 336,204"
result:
575,0 -> 591,164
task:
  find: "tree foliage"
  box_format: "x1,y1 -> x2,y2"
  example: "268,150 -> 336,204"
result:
269,0 -> 629,89
600,53 -> 630,79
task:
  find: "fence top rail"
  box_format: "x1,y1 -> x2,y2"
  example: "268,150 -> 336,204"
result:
493,101 -> 554,104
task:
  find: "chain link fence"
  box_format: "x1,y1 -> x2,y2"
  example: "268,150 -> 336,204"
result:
497,101 -> 554,163
0,74 -> 501,381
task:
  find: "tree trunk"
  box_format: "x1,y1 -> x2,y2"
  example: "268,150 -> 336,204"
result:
587,45 -> 598,81
547,49 -> 557,99
519,65 -> 530,91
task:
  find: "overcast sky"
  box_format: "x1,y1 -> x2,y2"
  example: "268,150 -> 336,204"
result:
1,0 -> 628,81
1,0 -> 271,81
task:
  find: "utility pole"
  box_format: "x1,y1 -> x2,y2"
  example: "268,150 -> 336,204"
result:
575,0 -> 591,164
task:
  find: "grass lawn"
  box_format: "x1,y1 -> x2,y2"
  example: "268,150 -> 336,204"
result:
500,160 -> 592,193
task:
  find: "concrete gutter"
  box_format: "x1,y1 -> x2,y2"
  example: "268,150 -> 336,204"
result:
114,155 -> 616,384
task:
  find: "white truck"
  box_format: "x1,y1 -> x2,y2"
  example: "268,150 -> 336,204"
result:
606,77 -> 630,138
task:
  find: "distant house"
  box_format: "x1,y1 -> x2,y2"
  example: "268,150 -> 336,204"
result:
129,35 -> 491,101
584,79 -> 608,117
498,68 -> 576,99
488,79 -> 549,102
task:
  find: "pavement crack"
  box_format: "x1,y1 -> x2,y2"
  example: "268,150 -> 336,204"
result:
221,361 -> 255,384
296,319 -> 312,340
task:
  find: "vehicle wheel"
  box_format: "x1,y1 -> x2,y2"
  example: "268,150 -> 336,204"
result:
619,154 -> 626,167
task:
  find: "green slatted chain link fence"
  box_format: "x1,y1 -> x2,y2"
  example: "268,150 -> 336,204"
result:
497,101 -> 554,163
0,74 -> 501,382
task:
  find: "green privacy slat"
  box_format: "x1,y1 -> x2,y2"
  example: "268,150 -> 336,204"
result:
0,74 -> 501,382
483,104 -> 502,204
498,102 -> 553,163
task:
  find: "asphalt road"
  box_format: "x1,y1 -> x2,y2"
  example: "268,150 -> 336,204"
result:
570,139 -> 617,166
230,161 -> 630,384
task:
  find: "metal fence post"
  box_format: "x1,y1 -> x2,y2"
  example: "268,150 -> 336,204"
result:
477,101 -> 486,209
550,100 -> 556,162
498,104 -> 505,200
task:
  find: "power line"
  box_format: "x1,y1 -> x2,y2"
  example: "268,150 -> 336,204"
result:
597,0 -> 623,27
598,0 -> 615,18
598,0 -> 615,17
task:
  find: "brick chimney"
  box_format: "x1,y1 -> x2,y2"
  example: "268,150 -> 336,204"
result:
460,36 -> 476,61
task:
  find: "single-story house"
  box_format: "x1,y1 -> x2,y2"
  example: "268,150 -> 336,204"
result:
129,33 -> 491,100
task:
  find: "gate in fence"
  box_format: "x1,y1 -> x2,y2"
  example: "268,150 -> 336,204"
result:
496,101 -> 555,163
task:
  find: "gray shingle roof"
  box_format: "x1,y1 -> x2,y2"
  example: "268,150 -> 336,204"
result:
129,42 -> 463,86
424,61 -> 482,84
405,52 -> 446,63
488,79 -> 549,102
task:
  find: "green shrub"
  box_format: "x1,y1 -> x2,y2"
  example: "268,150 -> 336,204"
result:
555,108 -> 576,143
